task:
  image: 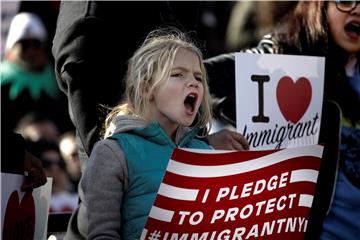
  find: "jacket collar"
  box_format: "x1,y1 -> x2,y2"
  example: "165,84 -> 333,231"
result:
111,115 -> 199,147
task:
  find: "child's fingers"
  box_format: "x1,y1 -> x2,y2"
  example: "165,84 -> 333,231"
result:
230,131 -> 250,150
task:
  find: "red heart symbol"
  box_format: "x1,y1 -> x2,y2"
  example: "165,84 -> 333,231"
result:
276,76 -> 312,124
3,191 -> 35,240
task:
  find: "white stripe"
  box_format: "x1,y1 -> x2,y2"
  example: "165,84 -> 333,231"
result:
290,169 -> 319,183
298,194 -> 314,208
168,145 -> 323,178
149,206 -> 174,222
140,229 -> 147,240
158,183 -> 199,201
179,148 -> 236,154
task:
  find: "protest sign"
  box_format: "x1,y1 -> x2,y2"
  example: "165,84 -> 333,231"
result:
142,145 -> 323,240
235,53 -> 325,150
1,173 -> 52,240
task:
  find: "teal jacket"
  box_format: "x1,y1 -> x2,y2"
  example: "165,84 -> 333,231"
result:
112,122 -> 210,239
81,116 -> 210,240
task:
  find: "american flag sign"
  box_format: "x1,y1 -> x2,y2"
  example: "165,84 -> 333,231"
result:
141,145 -> 323,240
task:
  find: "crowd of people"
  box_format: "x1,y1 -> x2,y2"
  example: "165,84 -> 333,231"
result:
1,1 -> 359,239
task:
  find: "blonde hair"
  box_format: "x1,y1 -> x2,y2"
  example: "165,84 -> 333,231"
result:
104,28 -> 212,138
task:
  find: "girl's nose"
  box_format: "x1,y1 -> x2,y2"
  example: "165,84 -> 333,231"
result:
187,78 -> 199,88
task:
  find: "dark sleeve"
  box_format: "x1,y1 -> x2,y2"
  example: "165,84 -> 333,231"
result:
305,100 -> 341,240
204,53 -> 237,123
1,131 -> 25,174
52,1 -> 124,156
204,52 -> 236,100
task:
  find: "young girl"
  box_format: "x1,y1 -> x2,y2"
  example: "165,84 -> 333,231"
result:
78,28 -> 213,239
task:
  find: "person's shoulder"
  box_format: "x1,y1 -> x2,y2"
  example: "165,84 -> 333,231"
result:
88,138 -> 126,169
93,137 -> 121,154
90,137 -> 124,163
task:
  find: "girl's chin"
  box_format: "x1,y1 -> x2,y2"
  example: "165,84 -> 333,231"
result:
181,118 -> 196,127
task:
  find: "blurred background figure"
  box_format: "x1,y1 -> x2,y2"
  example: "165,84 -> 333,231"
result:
59,131 -> 81,193
1,12 -> 59,128
4,12 -> 50,75
1,10 -> 72,136
15,111 -> 60,143
27,139 -> 78,214
225,1 -> 297,51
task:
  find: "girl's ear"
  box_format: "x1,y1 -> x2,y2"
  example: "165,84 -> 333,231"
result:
150,94 -> 155,101
148,91 -> 154,101
142,80 -> 154,101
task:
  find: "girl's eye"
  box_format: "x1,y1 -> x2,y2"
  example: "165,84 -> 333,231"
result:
195,77 -> 203,82
171,73 -> 183,77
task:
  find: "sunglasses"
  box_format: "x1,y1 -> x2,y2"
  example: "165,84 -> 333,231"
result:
335,0 -> 359,13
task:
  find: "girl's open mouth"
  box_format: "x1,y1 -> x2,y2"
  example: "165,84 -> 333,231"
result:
184,93 -> 198,114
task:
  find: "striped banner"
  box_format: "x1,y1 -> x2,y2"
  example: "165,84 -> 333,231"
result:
142,145 -> 323,240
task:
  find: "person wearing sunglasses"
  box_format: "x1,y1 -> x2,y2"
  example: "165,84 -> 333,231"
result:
205,1 -> 359,239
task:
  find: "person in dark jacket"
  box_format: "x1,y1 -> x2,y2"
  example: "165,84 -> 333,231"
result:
205,1 -> 359,239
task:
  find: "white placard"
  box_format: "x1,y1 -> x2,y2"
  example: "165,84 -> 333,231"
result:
1,173 -> 52,240
235,53 -> 325,150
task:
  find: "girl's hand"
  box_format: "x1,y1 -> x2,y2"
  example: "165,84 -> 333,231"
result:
207,129 -> 249,150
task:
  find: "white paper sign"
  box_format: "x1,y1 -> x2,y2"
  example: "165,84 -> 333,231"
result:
235,53 -> 325,150
1,173 -> 52,240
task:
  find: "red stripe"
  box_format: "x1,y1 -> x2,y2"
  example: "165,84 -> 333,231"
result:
172,148 -> 279,165
163,155 -> 321,188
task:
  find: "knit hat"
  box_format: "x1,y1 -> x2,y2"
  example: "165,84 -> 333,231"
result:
5,12 -> 47,53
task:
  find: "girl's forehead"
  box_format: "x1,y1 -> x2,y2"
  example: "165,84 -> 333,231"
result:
174,48 -> 201,63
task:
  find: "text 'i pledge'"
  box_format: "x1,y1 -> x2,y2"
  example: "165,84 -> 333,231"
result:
176,171 -> 294,225
202,171 -> 289,203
